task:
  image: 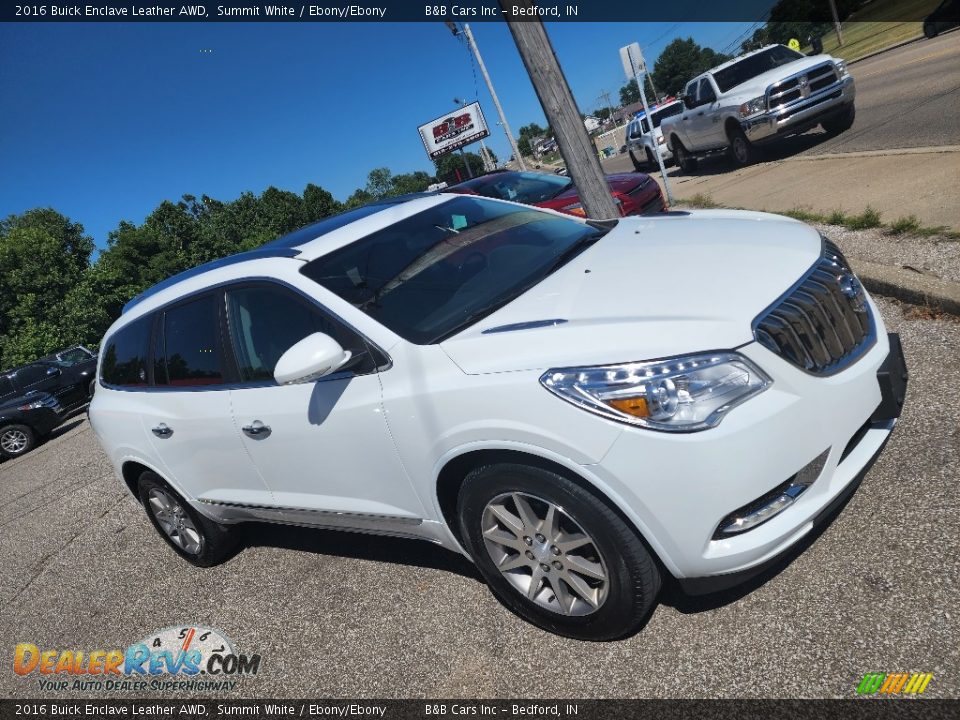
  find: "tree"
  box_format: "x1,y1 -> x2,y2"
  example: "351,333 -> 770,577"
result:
0,210 -> 94,368
619,78 -> 640,106
434,152 -> 484,183
650,38 -> 731,97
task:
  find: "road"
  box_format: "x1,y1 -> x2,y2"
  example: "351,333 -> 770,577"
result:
1,294 -> 958,700
596,33 -> 960,228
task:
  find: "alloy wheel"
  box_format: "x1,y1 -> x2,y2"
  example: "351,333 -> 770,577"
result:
148,487 -> 203,555
481,491 -> 609,616
733,137 -> 750,164
0,429 -> 28,455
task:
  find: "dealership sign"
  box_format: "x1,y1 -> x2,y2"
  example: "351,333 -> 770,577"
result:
418,102 -> 490,159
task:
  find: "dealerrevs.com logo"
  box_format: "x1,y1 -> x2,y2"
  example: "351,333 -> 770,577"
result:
13,625 -> 261,693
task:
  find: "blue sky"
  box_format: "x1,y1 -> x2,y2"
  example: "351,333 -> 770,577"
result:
0,20 -> 759,249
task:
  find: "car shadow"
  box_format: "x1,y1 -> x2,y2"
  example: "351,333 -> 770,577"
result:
45,417 -> 86,441
668,128 -> 837,179
658,471 -> 863,614
239,522 -> 484,583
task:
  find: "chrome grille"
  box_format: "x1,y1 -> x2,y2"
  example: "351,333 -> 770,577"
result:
768,63 -> 840,109
754,240 -> 874,375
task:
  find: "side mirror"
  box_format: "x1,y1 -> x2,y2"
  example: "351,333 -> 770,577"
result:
273,333 -> 352,385
682,94 -> 696,110
46,366 -> 61,377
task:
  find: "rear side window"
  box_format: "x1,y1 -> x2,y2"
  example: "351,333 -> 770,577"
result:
157,294 -> 225,387
101,317 -> 152,387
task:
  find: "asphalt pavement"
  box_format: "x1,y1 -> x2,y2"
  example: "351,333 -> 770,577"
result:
1,295 -> 958,699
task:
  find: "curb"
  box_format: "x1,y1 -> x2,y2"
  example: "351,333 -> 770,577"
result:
851,257 -> 960,316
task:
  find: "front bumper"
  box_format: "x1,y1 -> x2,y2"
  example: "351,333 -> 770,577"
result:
586,308 -> 904,583
742,75 -> 855,143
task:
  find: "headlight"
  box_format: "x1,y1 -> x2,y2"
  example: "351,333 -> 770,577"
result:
540,352 -> 772,432
739,96 -> 767,117
835,60 -> 848,78
18,400 -> 45,410
657,135 -> 666,144
560,202 -> 586,217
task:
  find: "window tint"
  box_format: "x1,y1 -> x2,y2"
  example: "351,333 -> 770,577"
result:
698,78 -> 717,103
101,317 -> 152,387
225,285 -> 366,383
59,348 -> 92,363
649,103 -> 683,128
684,80 -> 698,99
712,45 -> 805,93
159,295 -> 225,387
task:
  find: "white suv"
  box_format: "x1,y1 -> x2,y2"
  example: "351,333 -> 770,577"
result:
624,99 -> 683,171
89,194 -> 907,640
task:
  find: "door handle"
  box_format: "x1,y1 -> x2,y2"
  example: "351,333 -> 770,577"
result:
151,423 -> 173,439
242,420 -> 271,438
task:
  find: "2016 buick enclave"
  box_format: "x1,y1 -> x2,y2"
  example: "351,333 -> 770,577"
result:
89,194 -> 906,640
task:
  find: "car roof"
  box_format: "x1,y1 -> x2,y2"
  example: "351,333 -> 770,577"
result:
121,192 -> 446,315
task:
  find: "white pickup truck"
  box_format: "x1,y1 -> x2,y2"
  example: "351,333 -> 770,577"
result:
661,44 -> 856,171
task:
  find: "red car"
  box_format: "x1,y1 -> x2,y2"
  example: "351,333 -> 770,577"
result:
447,170 -> 665,217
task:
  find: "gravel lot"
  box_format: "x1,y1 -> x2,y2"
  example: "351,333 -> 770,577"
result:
1,296 -> 957,700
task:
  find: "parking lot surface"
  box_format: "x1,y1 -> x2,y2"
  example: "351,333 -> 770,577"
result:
1,295 -> 957,699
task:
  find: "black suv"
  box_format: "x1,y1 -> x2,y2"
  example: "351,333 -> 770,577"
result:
0,391 -> 64,459
0,356 -> 97,412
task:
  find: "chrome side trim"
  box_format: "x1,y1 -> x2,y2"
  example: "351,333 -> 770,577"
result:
197,498 -> 423,532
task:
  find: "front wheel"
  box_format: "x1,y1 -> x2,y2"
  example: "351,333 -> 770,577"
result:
822,105 -> 856,135
0,424 -> 36,459
457,463 -> 661,641
674,142 -> 698,173
138,471 -> 237,567
628,150 -> 644,172
729,128 -> 756,166
923,21 -> 938,38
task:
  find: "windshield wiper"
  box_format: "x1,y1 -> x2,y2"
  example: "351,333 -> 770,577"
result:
547,180 -> 575,199
543,231 -> 604,276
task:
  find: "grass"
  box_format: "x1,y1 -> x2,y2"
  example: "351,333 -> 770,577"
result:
675,194 -> 960,239
804,0 -> 940,62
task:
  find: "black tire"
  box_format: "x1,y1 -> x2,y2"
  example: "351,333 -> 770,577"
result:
674,141 -> 698,173
822,104 -> 856,135
645,148 -> 657,169
88,379 -> 96,398
923,21 -> 937,39
457,463 -> 661,641
728,127 -> 756,166
137,471 -> 237,567
0,424 -> 36,459
628,149 -> 643,172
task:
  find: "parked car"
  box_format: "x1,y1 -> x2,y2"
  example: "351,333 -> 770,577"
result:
0,391 -> 64,459
661,44 -> 855,171
40,344 -> 97,365
625,100 -> 684,171
924,0 -> 959,37
447,170 -> 665,217
1,357 -> 97,411
89,194 -> 906,640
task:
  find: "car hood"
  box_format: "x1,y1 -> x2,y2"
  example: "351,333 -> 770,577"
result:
549,173 -> 649,203
722,56 -> 837,98
440,209 -> 821,374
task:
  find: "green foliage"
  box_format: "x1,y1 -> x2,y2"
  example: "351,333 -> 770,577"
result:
619,78 -> 640,106
649,38 -> 731,98
434,152 -> 485,182
846,206 -> 882,230
888,216 -> 922,235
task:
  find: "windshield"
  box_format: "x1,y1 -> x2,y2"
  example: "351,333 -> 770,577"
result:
712,46 -> 805,93
641,103 -> 683,133
301,196 -> 610,344
466,172 -> 573,204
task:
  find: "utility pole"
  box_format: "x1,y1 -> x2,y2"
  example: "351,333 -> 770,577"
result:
500,5 -> 618,219
447,22 -> 526,171
828,0 -> 844,46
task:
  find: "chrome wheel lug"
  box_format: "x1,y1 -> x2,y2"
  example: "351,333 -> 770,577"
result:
523,536 -> 533,546
535,533 -> 546,543
551,545 -> 561,556
525,550 -> 535,560
552,561 -> 562,570
540,563 -> 550,572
